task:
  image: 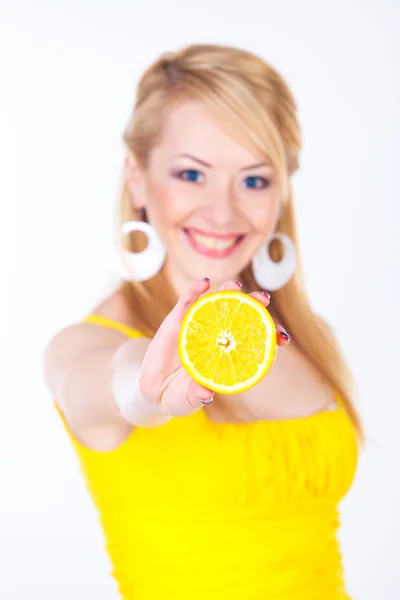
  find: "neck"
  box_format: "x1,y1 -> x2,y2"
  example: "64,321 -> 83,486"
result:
162,257 -> 280,325
163,257 -> 236,298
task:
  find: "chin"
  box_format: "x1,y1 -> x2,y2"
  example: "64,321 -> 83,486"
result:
180,253 -> 250,287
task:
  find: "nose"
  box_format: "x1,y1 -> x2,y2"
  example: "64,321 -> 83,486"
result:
202,186 -> 238,228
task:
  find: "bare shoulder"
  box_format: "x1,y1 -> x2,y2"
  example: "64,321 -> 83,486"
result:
90,286 -> 136,327
44,287 -> 136,389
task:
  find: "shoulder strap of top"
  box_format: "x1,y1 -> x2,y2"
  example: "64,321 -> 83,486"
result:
83,314 -> 144,339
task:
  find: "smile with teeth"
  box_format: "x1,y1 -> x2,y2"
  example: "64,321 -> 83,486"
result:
190,232 -> 240,250
183,228 -> 245,258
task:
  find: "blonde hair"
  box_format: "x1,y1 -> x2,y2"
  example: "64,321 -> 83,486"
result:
116,44 -> 363,439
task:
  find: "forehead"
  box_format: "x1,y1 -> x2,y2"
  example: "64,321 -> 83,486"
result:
153,100 -> 263,165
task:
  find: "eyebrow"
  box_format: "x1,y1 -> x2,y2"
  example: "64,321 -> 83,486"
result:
240,162 -> 270,171
174,153 -> 272,171
175,153 -> 212,168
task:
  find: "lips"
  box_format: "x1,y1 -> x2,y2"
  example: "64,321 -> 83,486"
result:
183,227 -> 246,258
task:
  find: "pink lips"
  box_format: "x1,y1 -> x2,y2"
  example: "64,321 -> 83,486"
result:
183,227 -> 246,258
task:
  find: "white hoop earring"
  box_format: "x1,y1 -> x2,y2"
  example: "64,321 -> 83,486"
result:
120,221 -> 166,281
251,233 -> 296,291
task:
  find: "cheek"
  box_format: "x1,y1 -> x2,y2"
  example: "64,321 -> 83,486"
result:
247,197 -> 280,234
146,178 -> 191,226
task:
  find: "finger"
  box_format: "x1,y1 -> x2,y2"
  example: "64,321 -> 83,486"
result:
249,290 -> 271,308
172,278 -> 211,321
185,378 -> 214,412
160,372 -> 214,416
276,324 -> 291,346
219,279 -> 243,292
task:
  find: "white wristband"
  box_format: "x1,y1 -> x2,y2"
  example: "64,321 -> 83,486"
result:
111,364 -> 171,428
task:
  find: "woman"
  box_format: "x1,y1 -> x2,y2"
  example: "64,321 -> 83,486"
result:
44,44 -> 362,599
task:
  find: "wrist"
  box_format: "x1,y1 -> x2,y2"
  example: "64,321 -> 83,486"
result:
111,364 -> 172,428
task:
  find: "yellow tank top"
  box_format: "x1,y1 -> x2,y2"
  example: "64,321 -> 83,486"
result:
56,314 -> 359,600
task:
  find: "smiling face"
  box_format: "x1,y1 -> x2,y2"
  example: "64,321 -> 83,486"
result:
127,100 -> 282,294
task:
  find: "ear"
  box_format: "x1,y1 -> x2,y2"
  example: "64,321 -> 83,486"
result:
124,151 -> 147,210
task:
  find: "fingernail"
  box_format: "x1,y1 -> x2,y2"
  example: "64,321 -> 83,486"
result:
279,328 -> 290,341
234,279 -> 242,288
201,277 -> 210,283
198,394 -> 214,405
259,291 -> 271,299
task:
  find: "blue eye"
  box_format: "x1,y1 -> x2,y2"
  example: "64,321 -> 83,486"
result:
244,176 -> 270,190
178,169 -> 204,183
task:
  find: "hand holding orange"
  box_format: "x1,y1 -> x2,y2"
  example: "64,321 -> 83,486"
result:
138,277 -> 288,418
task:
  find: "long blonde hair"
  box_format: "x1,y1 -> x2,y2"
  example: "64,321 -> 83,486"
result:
115,44 -> 363,439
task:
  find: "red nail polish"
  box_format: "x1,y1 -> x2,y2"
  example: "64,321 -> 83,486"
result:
279,329 -> 290,341
234,279 -> 242,288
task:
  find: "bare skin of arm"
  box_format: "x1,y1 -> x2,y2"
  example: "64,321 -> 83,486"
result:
45,278 -> 324,451
44,279 -> 280,449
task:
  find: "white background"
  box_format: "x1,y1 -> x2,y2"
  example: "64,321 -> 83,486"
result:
1,0 -> 399,598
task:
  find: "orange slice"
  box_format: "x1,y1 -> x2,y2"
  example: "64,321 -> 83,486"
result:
178,290 -> 277,394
